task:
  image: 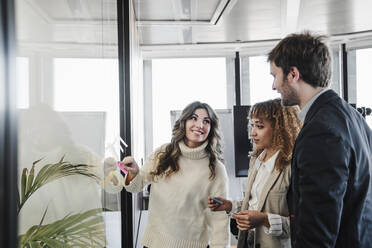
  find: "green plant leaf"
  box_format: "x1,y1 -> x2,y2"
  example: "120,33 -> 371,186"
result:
42,237 -> 69,247
26,165 -> 35,196
19,157 -> 105,247
19,208 -> 105,247
18,157 -> 100,213
21,168 -> 28,204
28,241 -> 42,248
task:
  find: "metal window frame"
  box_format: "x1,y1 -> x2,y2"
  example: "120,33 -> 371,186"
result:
0,0 -> 18,246
117,0 -> 134,247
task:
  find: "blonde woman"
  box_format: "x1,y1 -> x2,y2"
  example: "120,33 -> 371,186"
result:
209,98 -> 301,248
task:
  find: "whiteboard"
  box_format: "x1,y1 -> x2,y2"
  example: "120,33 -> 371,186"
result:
19,108 -> 106,158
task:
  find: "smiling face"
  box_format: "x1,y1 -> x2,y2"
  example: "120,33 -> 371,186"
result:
249,118 -> 274,151
184,108 -> 211,148
270,62 -> 300,106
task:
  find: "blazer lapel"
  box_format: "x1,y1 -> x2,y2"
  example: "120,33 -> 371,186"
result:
241,158 -> 258,211
256,168 -> 282,212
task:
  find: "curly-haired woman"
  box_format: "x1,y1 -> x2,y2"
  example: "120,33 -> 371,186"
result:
120,101 -> 230,248
208,98 -> 302,248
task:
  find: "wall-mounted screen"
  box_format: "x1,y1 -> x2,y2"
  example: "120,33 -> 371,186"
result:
233,105 -> 253,177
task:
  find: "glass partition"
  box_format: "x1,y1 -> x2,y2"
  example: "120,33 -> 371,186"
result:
16,57 -> 29,109
151,57 -> 227,149
15,0 -> 121,247
248,56 -> 280,105
356,48 -> 372,128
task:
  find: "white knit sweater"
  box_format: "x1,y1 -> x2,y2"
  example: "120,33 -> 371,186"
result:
124,141 -> 230,248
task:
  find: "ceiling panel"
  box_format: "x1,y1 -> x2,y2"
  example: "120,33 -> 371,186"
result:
32,0 -> 117,21
298,0 -> 372,35
19,0 -> 372,49
139,0 -> 283,45
17,0 -> 118,50
134,0 -> 220,21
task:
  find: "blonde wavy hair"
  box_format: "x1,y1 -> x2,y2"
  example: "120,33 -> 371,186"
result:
151,101 -> 223,180
249,98 -> 302,171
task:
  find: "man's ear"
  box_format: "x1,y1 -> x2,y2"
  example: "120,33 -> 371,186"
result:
287,66 -> 300,82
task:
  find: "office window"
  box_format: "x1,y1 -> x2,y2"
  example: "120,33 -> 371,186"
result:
16,0 -> 121,245
54,58 -> 120,151
16,57 -> 29,108
356,48 -> 372,127
152,57 -> 227,149
249,56 -> 280,105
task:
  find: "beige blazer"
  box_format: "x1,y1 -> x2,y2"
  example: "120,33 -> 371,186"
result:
236,156 -> 291,248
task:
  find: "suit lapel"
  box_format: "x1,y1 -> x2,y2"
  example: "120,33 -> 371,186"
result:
303,89 -> 337,126
256,168 -> 282,212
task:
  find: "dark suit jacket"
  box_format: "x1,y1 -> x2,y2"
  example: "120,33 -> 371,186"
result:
288,89 -> 372,248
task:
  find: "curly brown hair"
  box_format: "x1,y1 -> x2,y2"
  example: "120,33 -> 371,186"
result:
249,98 -> 302,171
151,101 -> 223,180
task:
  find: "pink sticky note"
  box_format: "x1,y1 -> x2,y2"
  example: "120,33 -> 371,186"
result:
117,161 -> 128,174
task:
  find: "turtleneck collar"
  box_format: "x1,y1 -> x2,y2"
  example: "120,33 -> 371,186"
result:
178,140 -> 209,160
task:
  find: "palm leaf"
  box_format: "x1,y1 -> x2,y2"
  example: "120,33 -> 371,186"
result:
28,241 -> 43,248
18,157 -> 100,213
19,208 -> 105,248
19,157 -> 105,247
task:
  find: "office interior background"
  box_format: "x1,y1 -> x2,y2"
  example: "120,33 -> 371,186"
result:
1,0 -> 371,247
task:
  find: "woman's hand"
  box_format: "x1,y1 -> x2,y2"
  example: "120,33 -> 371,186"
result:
120,156 -> 139,185
232,210 -> 269,230
208,197 -> 232,212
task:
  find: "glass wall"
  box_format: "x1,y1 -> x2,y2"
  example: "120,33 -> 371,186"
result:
15,0 -> 121,247
151,57 -> 227,149
356,48 -> 372,128
248,56 -> 280,105
16,57 -> 29,109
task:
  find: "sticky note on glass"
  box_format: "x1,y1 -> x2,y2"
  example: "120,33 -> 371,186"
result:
117,161 -> 128,174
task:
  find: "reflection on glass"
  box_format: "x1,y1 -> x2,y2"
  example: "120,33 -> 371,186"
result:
356,48 -> 372,128
249,56 -> 280,105
16,57 -> 29,109
152,57 -> 227,149
16,0 -> 121,246
54,58 -> 120,157
18,104 -> 105,246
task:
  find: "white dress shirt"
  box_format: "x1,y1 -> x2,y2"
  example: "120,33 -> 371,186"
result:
298,88 -> 331,123
231,150 -> 284,237
248,150 -> 278,211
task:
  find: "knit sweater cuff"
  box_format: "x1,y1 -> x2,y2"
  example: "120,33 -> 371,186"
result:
123,173 -> 143,193
103,170 -> 124,194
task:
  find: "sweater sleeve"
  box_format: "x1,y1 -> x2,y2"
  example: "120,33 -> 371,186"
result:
207,161 -> 230,248
123,148 -> 160,193
103,170 -> 125,194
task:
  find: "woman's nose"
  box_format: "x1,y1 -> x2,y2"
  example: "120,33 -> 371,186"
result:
250,128 -> 256,136
196,120 -> 203,128
272,81 -> 276,90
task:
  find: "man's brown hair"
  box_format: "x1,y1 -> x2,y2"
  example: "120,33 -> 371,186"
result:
268,32 -> 332,88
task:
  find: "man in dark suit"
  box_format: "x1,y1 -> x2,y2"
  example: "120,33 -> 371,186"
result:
267,32 -> 372,247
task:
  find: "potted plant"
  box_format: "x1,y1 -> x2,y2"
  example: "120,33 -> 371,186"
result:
18,156 -> 106,247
